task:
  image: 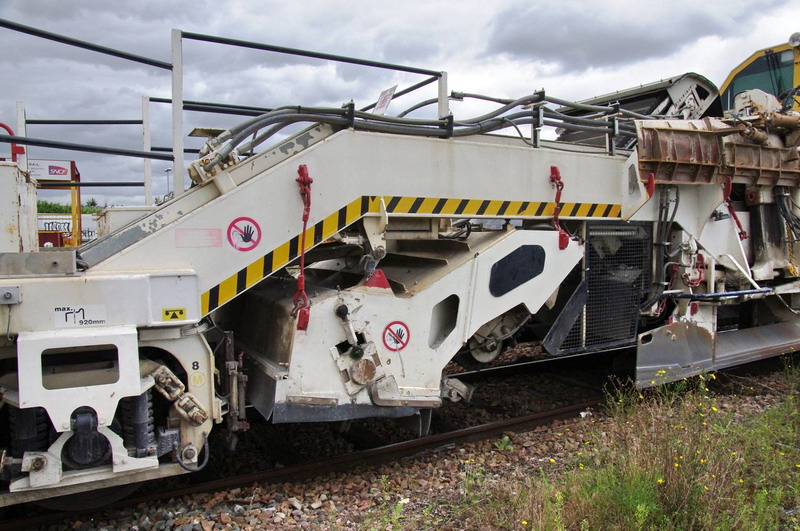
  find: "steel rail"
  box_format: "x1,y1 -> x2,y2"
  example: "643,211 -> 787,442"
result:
181,31 -> 442,78
0,134 -> 173,161
0,18 -> 172,70
36,181 -> 145,188
0,400 -> 600,530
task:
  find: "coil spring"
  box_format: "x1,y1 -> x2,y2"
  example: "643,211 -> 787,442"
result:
120,389 -> 156,458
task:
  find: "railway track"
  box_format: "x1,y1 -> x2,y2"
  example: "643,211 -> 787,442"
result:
0,363 -> 604,530
5,351 -> 790,530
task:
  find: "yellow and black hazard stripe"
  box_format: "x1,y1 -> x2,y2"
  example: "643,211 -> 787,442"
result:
382,197 -> 620,218
200,196 -> 621,314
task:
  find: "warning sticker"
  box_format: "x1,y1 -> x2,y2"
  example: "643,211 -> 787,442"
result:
227,217 -> 261,252
382,321 -> 410,351
162,308 -> 187,321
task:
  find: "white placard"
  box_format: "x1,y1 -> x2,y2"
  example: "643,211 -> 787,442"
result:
28,159 -> 73,181
373,85 -> 397,116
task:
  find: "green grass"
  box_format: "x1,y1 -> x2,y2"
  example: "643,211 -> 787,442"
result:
461,359 -> 800,530
354,357 -> 800,530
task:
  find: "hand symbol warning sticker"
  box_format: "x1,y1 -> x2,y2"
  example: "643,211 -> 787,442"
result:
227,217 -> 261,251
382,321 -> 411,351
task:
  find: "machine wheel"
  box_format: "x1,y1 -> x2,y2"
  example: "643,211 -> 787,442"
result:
453,337 -> 504,371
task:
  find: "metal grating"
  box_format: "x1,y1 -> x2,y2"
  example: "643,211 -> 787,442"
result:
557,222 -> 651,354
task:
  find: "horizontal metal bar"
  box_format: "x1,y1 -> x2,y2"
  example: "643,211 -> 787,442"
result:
152,146 -> 201,154
37,181 -> 145,187
181,30 -> 441,77
182,104 -> 263,117
0,134 -> 173,161
26,120 -> 144,125
664,288 -> 773,300
150,97 -> 274,114
0,18 -> 172,70
360,75 -> 439,112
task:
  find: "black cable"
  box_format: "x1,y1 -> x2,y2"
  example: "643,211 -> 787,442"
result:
176,433 -> 210,472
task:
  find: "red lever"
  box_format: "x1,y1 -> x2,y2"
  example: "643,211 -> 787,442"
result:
549,166 -> 569,250
0,122 -> 25,163
291,165 -> 314,329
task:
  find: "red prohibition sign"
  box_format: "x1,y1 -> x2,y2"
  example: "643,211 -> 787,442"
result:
383,321 -> 410,351
227,217 -> 261,251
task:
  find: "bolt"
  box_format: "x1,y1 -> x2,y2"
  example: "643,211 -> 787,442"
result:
30,456 -> 46,471
3,292 -> 11,299
62,422 -> 70,430
183,447 -> 197,461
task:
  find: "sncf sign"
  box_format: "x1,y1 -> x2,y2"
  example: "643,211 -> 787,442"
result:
49,165 -> 69,176
28,159 -> 73,181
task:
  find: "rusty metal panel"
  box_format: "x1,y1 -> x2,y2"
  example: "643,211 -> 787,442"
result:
637,118 -> 800,186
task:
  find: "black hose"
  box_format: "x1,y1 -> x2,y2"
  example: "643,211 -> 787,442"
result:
176,433 -> 210,472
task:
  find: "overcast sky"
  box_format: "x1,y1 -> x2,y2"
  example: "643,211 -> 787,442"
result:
0,0 -> 795,206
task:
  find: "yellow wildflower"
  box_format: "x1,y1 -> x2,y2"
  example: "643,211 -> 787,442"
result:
657,478 -> 664,484
711,407 -> 718,412
650,380 -> 656,385
549,458 -> 556,463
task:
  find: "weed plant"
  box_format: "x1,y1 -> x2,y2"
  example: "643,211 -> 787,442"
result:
463,357 -> 800,529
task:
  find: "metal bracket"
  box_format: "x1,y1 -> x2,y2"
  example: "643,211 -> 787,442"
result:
440,377 -> 473,403
0,286 -> 20,305
150,365 -> 209,426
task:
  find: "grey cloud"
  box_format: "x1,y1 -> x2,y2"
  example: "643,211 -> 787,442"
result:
486,0 -> 782,73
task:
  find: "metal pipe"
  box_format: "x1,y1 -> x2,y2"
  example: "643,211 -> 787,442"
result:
142,96 -> 153,206
25,119 -> 143,125
0,18 -> 172,70
181,31 -> 442,77
171,29 -> 184,194
150,97 -> 275,116
151,146 -> 201,154
37,181 -> 145,187
360,76 -> 439,112
0,134 -> 173,161
664,288 -> 772,299
0,122 -> 22,162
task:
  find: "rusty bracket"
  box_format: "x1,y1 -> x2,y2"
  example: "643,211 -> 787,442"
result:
150,365 -> 210,426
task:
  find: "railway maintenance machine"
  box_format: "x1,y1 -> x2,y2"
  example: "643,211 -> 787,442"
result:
1,42 -> 800,507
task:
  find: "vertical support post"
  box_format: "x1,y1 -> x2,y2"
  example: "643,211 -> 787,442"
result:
171,29 -> 184,195
437,72 -> 450,119
142,96 -> 153,207
533,106 -> 543,148
15,101 -> 27,171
